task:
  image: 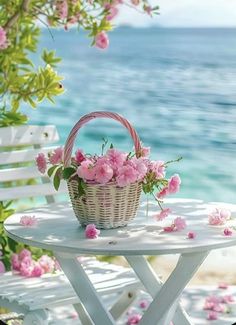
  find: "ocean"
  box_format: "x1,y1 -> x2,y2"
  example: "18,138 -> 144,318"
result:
24,27 -> 236,204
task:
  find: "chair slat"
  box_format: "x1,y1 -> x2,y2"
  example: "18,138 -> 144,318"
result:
0,182 -> 67,201
0,147 -> 57,165
0,166 -> 45,182
0,125 -> 59,147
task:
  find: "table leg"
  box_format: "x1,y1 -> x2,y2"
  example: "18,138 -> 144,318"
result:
126,255 -> 192,325
126,251 -> 208,325
55,252 -> 115,325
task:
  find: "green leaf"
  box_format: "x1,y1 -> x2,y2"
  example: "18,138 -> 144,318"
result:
63,167 -> 76,180
47,165 -> 59,177
53,171 -> 61,191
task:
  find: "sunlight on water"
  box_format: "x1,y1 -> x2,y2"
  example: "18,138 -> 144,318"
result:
24,28 -> 236,203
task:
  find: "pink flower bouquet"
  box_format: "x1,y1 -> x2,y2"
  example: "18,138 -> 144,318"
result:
36,111 -> 181,228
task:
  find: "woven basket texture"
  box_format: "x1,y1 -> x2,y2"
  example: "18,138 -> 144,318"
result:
67,180 -> 142,229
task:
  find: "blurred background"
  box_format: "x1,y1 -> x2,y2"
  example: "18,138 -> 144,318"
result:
23,0 -> 236,205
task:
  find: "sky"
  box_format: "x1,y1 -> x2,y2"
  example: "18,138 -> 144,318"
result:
115,0 -> 236,27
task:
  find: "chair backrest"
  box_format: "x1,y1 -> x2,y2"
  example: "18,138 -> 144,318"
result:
0,125 -> 67,207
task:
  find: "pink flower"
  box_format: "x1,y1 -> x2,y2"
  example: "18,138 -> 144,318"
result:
128,157 -> 147,181
75,149 -> 86,164
20,215 -> 38,227
155,208 -> 171,221
55,0 -> 68,19
150,161 -> 165,179
218,283 -> 228,290
223,228 -> 233,236
36,153 -> 47,174
85,224 -> 100,239
131,0 -> 139,5
105,4 -> 119,21
107,148 -> 127,170
95,31 -> 109,49
221,294 -> 234,304
140,147 -> 150,157
208,208 -> 231,226
11,254 -> 21,271
207,311 -> 218,320
127,313 -> 142,324
94,163 -> 113,184
116,165 -> 138,187
31,263 -> 44,277
144,5 -> 152,15
0,261 -> 5,274
38,255 -> 55,273
20,256 -> 33,277
139,299 -> 149,309
187,231 -> 196,239
49,147 -> 63,165
168,174 -> 181,194
77,160 -> 95,181
163,224 -> 175,232
174,217 -> 186,231
0,27 -> 8,50
19,249 -> 32,261
157,187 -> 169,199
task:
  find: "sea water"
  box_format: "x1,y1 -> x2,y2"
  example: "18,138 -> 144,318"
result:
24,27 -> 236,204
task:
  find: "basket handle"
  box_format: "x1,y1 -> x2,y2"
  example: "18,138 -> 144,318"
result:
63,111 -> 142,167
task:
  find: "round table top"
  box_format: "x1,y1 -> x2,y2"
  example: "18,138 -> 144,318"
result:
4,198 -> 236,256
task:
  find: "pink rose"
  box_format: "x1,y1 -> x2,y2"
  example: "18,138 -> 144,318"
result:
36,153 -> 47,174
187,231 -> 196,239
0,27 -> 8,50
77,160 -> 95,181
38,255 -> 55,273
94,163 -> 113,184
105,4 -> 119,21
208,208 -> 231,226
49,147 -> 63,165
157,187 -> 169,199
207,311 -> 218,320
95,31 -> 109,49
31,263 -> 44,277
107,148 -> 127,170
55,0 -> 68,19
221,294 -> 234,304
75,149 -> 86,164
19,249 -> 31,261
168,174 -> 181,194
85,224 -> 100,239
163,225 -> 175,232
155,208 -> 171,221
149,160 -> 165,179
139,299 -> 149,309
174,217 -> 186,231
20,215 -> 38,227
20,256 -> 33,277
223,228 -> 233,236
127,313 -> 142,324
11,253 -> 21,271
129,158 -> 148,180
0,261 -> 5,274
116,165 -> 138,187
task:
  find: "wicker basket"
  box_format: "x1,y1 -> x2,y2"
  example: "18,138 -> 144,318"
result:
63,111 -> 142,229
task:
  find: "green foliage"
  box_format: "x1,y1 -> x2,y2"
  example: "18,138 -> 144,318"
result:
0,0 -> 157,127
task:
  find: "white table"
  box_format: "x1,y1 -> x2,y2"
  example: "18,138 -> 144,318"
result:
4,198 -> 236,325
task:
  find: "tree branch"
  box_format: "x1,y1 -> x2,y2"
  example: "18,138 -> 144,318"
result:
4,0 -> 31,31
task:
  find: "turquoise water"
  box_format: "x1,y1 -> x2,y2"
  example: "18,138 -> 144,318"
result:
24,28 -> 236,203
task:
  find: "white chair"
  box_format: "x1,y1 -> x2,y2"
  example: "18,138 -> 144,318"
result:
0,125 -> 142,325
